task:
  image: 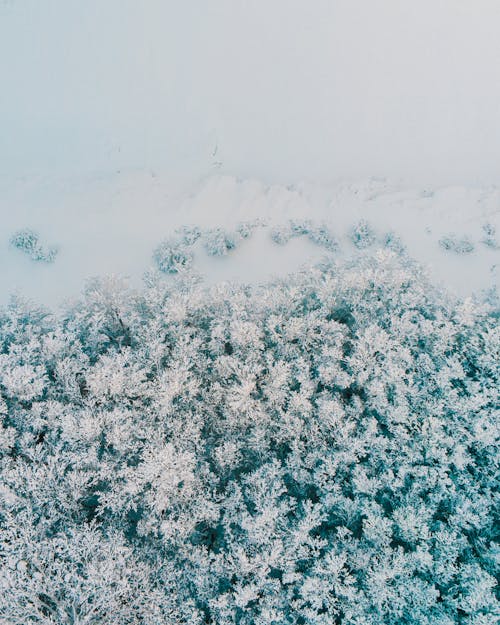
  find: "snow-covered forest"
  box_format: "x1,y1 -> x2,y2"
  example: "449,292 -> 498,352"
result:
1,252 -> 498,623
1,2 -> 499,624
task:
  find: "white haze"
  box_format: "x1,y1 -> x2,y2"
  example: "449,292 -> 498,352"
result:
1,0 -> 500,185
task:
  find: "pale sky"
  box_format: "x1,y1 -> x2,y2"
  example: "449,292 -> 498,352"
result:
1,0 -> 500,184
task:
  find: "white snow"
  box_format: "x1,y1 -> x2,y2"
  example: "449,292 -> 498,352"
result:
1,170 -> 498,306
2,1 -> 500,184
1,2 -> 499,306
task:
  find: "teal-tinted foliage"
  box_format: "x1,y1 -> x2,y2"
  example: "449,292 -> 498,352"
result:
439,234 -> 475,255
0,252 -> 498,624
203,227 -> 238,256
482,223 -> 499,250
350,219 -> 376,249
153,238 -> 193,273
10,228 -> 58,263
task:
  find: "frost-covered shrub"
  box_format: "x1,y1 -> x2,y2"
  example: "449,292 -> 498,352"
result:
383,230 -> 406,254
203,227 -> 237,256
0,252 -> 498,624
200,223 -> 256,256
10,228 -> 58,262
270,219 -> 337,249
153,238 -> 193,273
439,234 -> 475,254
481,223 -> 499,249
439,236 -> 455,251
175,224 -> 201,246
270,222 -> 293,245
10,228 -> 38,254
455,237 -> 475,254
349,218 -> 376,248
439,236 -> 456,252
235,220 -> 258,240
289,218 -> 313,236
307,222 -> 339,251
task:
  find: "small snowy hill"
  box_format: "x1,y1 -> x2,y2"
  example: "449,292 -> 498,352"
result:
1,170 -> 498,306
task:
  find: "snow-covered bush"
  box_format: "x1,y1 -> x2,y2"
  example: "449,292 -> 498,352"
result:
439,234 -> 475,254
383,230 -> 406,254
203,227 -> 237,256
175,224 -> 201,246
270,219 -> 336,249
349,219 -> 376,248
289,218 -> 313,236
307,222 -> 339,251
235,220 -> 259,240
199,223 -> 257,256
10,228 -> 58,262
153,238 -> 193,273
481,223 -> 499,249
270,222 -> 293,245
0,252 -> 498,624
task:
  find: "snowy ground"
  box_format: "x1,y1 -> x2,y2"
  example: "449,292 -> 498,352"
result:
1,169 -> 498,307
2,2 -> 499,308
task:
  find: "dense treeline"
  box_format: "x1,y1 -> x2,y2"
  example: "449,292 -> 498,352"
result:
0,251 -> 498,624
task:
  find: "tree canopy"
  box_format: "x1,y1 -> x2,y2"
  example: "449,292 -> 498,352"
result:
0,251 -> 498,624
